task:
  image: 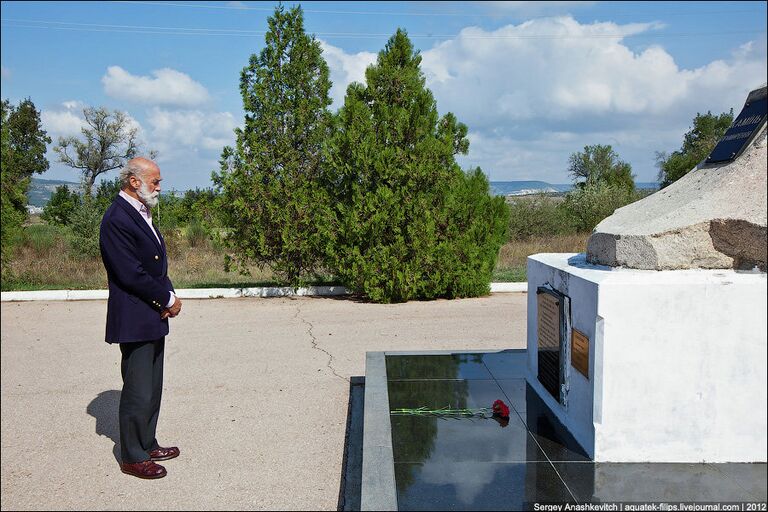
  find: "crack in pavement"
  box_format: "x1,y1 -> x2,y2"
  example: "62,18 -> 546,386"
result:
294,301 -> 348,383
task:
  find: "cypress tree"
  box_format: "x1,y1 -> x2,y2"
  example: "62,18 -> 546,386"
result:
1,98 -> 51,269
214,5 -> 334,285
325,30 -> 508,303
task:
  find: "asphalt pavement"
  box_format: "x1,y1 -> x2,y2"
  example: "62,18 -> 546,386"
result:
1,292 -> 527,511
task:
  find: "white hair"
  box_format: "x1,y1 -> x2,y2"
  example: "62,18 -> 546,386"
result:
119,158 -> 152,188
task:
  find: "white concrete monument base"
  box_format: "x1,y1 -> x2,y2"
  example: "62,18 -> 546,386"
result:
526,253 -> 767,462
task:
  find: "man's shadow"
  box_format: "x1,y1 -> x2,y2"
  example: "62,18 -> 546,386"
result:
86,390 -> 121,463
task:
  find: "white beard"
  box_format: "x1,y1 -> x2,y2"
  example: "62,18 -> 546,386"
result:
137,180 -> 160,209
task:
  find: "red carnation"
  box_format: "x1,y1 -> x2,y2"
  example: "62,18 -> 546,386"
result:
492,399 -> 510,419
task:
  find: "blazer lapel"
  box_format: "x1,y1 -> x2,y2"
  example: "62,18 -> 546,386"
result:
115,196 -> 163,253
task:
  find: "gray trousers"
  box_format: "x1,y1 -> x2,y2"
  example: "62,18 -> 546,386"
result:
119,338 -> 165,463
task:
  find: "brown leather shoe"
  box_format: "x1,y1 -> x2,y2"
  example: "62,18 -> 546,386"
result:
149,446 -> 180,461
120,460 -> 167,479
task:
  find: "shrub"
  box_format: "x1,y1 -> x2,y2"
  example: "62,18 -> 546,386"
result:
156,192 -> 184,232
42,185 -> 81,226
507,194 -> 574,240
429,168 -> 509,298
67,199 -> 106,258
185,219 -> 208,248
325,31 -> 507,302
561,183 -> 639,233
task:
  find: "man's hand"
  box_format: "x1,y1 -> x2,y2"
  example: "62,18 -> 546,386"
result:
160,297 -> 182,320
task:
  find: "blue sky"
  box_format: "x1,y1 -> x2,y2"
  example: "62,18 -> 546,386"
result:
2,1 -> 766,191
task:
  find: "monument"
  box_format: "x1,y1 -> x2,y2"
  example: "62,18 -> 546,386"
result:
526,84 -> 767,462
588,84 -> 767,271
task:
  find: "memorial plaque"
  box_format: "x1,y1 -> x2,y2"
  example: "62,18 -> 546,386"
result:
537,288 -> 564,402
705,87 -> 767,164
571,329 -> 589,379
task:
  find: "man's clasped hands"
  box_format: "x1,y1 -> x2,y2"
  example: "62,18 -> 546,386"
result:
160,297 -> 182,320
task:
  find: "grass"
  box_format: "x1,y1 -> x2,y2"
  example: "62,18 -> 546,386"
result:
2,221 -> 590,291
493,232 -> 590,282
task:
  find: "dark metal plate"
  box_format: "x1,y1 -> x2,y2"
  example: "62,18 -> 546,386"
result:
537,288 -> 564,402
706,89 -> 767,164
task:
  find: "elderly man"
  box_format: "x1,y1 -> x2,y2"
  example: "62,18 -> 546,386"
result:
99,157 -> 182,479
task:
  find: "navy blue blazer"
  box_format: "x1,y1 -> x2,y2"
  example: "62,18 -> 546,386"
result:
99,195 -> 174,343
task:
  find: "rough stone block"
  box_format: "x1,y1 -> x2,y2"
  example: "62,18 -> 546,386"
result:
587,86 -> 767,270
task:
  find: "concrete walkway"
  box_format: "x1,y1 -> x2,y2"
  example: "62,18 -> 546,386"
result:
1,293 -> 527,511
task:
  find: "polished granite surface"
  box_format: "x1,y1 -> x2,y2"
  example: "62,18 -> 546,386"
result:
386,351 -> 767,510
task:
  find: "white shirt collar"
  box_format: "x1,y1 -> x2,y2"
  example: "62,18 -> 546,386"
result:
119,190 -> 151,218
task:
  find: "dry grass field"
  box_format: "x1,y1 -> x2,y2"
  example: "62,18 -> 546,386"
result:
2,218 -> 590,291
496,232 -> 589,268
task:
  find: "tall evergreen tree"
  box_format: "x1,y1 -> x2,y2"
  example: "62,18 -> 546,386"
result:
213,5 -> 334,285
325,30 -> 508,303
1,98 -> 51,268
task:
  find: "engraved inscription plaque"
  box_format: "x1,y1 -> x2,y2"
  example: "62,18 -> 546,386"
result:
706,86 -> 767,164
571,329 -> 589,379
537,288 -> 563,402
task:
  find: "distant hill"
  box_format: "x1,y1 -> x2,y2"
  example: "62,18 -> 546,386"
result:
27,177 -> 186,209
27,177 -> 660,208
490,180 -> 659,197
27,178 -> 82,208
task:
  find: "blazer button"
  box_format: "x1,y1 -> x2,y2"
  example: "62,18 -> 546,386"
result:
155,255 -> 159,260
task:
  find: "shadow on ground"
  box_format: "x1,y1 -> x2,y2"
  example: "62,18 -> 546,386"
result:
86,390 -> 121,464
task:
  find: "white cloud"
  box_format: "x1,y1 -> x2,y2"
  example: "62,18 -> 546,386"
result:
43,102 -> 147,142
147,108 -> 238,155
102,66 -> 210,107
1,66 -> 10,80
41,109 -> 86,138
320,16 -> 766,181
419,18 -> 684,127
319,41 -> 377,108
143,109 -> 238,189
61,100 -> 85,111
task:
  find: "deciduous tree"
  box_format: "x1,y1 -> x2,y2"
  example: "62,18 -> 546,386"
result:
656,110 -> 733,188
54,107 -> 148,198
567,144 -> 634,192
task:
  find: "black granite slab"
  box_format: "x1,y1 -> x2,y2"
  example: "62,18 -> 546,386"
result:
520,382 -> 591,462
388,378 -> 508,411
494,378 -> 527,414
377,352 -> 768,510
386,354 -> 493,380
388,378 -> 549,465
390,414 -> 549,464
394,461 -> 576,511
479,350 -> 528,379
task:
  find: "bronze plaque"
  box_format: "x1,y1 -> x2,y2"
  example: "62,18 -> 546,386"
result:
571,329 -> 589,379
